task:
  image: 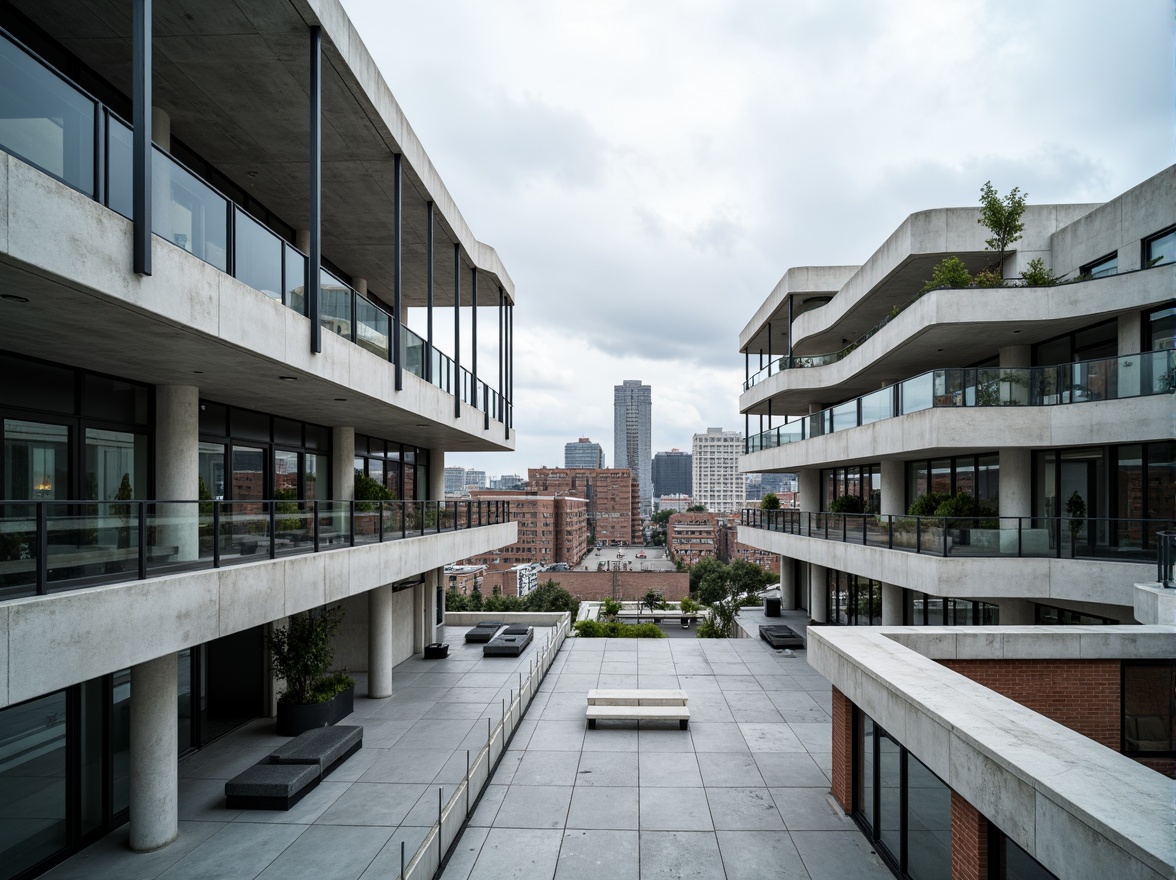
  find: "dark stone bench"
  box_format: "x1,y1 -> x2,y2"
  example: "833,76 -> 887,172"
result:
484,625 -> 534,656
225,725 -> 363,810
759,624 -> 805,649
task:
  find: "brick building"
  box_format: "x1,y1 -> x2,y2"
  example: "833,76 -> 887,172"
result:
719,523 -> 782,576
666,512 -> 719,565
465,493 -> 589,568
540,570 -> 691,602
527,467 -> 642,545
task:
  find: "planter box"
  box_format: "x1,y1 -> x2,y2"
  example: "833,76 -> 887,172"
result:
276,685 -> 354,737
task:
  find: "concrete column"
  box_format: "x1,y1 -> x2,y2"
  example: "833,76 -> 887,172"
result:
425,567 -> 441,645
998,449 -> 1031,519
296,229 -> 311,254
332,427 -> 355,501
779,557 -> 797,610
882,582 -> 903,625
999,345 -> 1031,406
809,564 -> 827,622
880,459 -> 905,516
353,277 -> 367,295
996,598 -> 1035,625
129,653 -> 178,852
798,468 -> 820,513
412,581 -> 424,654
998,345 -> 1031,368
429,449 -> 445,500
367,584 -> 393,698
155,385 -> 199,562
1118,312 -> 1142,397
151,107 -> 171,153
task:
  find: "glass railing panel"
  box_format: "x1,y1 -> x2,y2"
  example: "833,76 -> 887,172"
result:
353,501 -> 381,545
380,502 -> 404,540
273,501 -> 313,558
319,270 -> 352,339
218,501 -> 269,565
284,244 -> 307,316
900,373 -> 933,414
106,115 -> 133,218
831,400 -> 857,432
0,34 -> 96,195
45,502 -> 138,589
865,517 -> 891,548
860,388 -> 893,425
0,502 -> 37,597
145,501 -> 208,575
1142,350 -> 1175,395
151,149 -> 228,271
403,327 -> 426,379
355,295 -> 390,360
233,209 -> 283,300
315,501 -> 351,548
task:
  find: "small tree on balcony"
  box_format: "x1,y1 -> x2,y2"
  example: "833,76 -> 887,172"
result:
978,181 -> 1027,276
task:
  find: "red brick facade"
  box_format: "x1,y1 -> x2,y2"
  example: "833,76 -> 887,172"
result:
940,659 -> 1120,750
830,686 -> 852,814
541,570 -> 690,601
950,791 -> 988,880
464,493 -> 589,567
667,512 -> 718,564
527,468 -> 642,545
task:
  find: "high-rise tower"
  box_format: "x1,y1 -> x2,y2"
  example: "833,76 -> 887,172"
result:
613,380 -> 653,516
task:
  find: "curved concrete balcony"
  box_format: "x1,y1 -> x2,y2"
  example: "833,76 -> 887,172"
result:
741,265 -> 1175,414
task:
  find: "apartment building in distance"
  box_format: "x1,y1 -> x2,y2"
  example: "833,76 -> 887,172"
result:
666,511 -> 718,565
0,1 -> 519,874
652,448 -> 692,501
737,166 -> 1175,878
528,467 -> 642,545
564,437 -> 605,469
692,427 -> 745,513
613,379 -> 653,515
465,493 -> 589,568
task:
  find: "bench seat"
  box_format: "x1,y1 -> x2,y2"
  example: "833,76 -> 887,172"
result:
464,622 -> 505,643
585,705 -> 690,730
225,762 -> 320,810
269,725 -> 363,777
587,688 -> 687,706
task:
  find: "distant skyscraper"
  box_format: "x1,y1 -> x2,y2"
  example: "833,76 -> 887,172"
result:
613,380 -> 653,516
692,427 -> 744,513
653,449 -> 692,499
565,437 -> 605,469
443,466 -> 467,495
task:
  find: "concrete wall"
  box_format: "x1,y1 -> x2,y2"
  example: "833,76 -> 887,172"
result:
539,571 -> 691,601
0,523 -> 515,708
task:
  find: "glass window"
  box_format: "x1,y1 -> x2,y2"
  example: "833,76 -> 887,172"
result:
320,270 -> 352,339
234,209 -> 283,300
199,442 -> 225,501
152,149 -> 228,271
84,429 -> 148,501
81,374 -> 149,424
996,831 -> 1061,879
4,419 -> 69,500
178,649 -> 194,754
106,115 -> 133,219
273,450 -> 299,499
1073,321 -> 1117,361
198,402 -> 228,437
112,668 -> 130,815
0,354 -> 75,414
284,244 -> 307,316
1145,304 -> 1175,352
977,454 -> 999,509
231,446 -> 265,501
906,754 -> 951,880
878,729 -> 902,862
78,678 -> 104,836
273,417 -> 302,448
1082,252 -> 1117,279
0,691 -> 68,879
231,409 -> 270,442
930,459 -> 951,495
1034,603 -> 1117,625
859,713 -> 875,830
1144,227 -> 1176,268
1123,663 -> 1173,755
305,454 -> 327,501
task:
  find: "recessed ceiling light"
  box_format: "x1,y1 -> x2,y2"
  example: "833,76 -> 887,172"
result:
193,370 -> 204,374
1,294 -> 29,303
415,424 -> 428,427
334,397 -> 347,401
279,375 -> 298,381
1012,329 -> 1022,334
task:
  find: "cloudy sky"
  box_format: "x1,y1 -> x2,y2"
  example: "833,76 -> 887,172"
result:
341,0 -> 1173,479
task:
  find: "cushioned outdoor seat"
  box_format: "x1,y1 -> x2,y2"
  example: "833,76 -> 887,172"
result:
483,626 -> 534,656
464,621 -> 505,643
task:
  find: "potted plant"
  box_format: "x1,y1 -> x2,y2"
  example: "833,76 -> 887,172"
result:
268,605 -> 355,736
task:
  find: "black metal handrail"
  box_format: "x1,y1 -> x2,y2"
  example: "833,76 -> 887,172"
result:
1159,530 -> 1176,588
0,498 -> 510,599
740,509 -> 1175,563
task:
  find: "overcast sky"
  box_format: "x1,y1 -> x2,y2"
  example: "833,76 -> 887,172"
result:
340,0 -> 1173,480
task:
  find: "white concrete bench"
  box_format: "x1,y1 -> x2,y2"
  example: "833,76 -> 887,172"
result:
586,689 -> 689,729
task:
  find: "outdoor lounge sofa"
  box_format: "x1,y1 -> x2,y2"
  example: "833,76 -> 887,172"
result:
464,621 -> 506,643
483,624 -> 534,656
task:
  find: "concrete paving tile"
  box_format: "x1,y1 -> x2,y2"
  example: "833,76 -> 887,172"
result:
359,749 -> 453,783
712,675 -> 765,691
493,784 -> 573,829
356,719 -> 413,748
551,673 -> 600,693
230,780 -> 349,826
177,777 -> 242,823
529,720 -> 586,751
565,785 -> 639,830
771,787 -> 855,831
638,831 -> 725,879
464,827 -> 564,880
639,786 -> 713,831
790,830 -> 891,879
254,824 -> 390,880
687,722 -> 750,753
402,782 -> 461,826
40,821 -> 225,880
554,829 -> 639,880
490,749 -> 524,784
574,750 -> 639,786
638,727 -> 694,751
788,722 -> 833,752
438,825 -> 488,880
469,783 -> 508,827
395,718 -> 478,751
738,722 -> 806,752
753,753 -> 831,788
327,747 -> 385,782
596,674 -> 640,688
425,700 -> 495,720
697,752 -> 766,787
716,829 -> 811,879
315,782 -> 426,826
582,725 -> 639,751
156,821 -> 307,880
513,750 -> 582,786
639,751 -> 701,787
357,826 -> 431,880
706,786 -> 785,830
637,674 -> 681,689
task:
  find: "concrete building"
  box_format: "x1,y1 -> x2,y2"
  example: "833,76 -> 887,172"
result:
443,564 -> 486,595
464,469 -> 487,491
527,467 -> 642,545
465,493 -> 589,569
657,493 -> 693,513
564,437 -> 605,469
491,473 -> 524,490
692,427 -> 745,513
652,448 -> 692,500
443,466 -> 468,496
718,522 -> 782,576
613,379 -> 653,516
479,561 -> 540,598
737,166 -> 1174,629
0,1 -> 518,874
667,511 -> 719,566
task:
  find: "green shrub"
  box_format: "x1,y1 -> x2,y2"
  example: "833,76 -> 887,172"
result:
679,597 -> 699,614
307,671 -> 355,703
1019,257 -> 1062,287
738,593 -> 763,607
760,493 -> 780,510
268,606 -> 346,704
828,494 -> 865,514
973,269 -> 1005,288
921,256 -> 972,293
601,598 -> 622,618
934,491 -> 978,518
907,492 -> 951,517
574,620 -> 665,638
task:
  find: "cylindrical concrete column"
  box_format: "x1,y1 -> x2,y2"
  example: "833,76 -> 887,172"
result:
429,449 -> 445,500
156,385 -> 199,562
880,459 -> 904,516
780,557 -> 797,610
798,468 -> 820,513
996,598 -> 1035,625
881,582 -> 903,626
1118,312 -> 1143,397
412,580 -> 424,654
151,107 -> 171,153
998,448 -> 1032,519
367,584 -> 393,698
353,277 -> 368,295
130,653 -> 178,852
809,564 -> 827,622
332,426 -> 355,501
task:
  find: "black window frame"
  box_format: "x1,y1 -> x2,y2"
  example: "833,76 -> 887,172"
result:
1142,225 -> 1176,269
1080,251 -> 1118,279
1121,660 -> 1175,758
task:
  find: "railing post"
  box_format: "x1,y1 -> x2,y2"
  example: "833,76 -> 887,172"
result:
313,501 -> 321,552
942,518 -> 948,557
1018,517 -> 1023,557
888,515 -> 894,549
1158,531 -> 1175,588
268,501 -> 276,559
379,502 -> 384,542
138,501 -> 147,579
349,500 -> 356,546
37,502 -> 48,595
212,501 -> 221,568
916,516 -> 922,554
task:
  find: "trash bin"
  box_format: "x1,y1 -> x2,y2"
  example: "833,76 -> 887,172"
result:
764,597 -> 782,617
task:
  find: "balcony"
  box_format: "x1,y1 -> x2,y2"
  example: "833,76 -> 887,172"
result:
744,350 -> 1175,455
0,498 -> 510,600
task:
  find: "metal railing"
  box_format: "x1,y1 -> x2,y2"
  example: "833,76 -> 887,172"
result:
745,350 -> 1175,453
0,498 -> 510,600
0,28 -> 509,427
741,509 -> 1175,563
1159,530 -> 1176,588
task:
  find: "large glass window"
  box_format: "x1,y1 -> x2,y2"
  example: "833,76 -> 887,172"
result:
877,729 -> 902,862
1143,227 -> 1176,269
905,754 -> 951,880
234,209 -> 283,300
1081,252 -> 1118,279
1034,603 -> 1117,626
1145,303 -> 1175,352
1123,662 -> 1174,756
84,429 -> 148,501
4,420 -> 69,500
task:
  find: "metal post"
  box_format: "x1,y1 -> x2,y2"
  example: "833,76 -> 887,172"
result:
137,501 -> 147,579
400,840 -> 405,880
313,501 -> 320,552
466,750 -> 470,816
426,202 -> 434,382
498,288 -> 505,423
348,500 -> 355,546
132,0 -> 152,276
308,26 -> 322,353
268,501 -> 276,558
393,152 -> 403,388
212,501 -> 221,568
437,787 -> 443,864
36,502 -> 47,594
471,267 -> 478,411
454,243 -> 461,418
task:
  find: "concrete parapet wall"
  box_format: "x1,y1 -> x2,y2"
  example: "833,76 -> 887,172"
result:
538,571 -> 691,601
443,611 -> 571,627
